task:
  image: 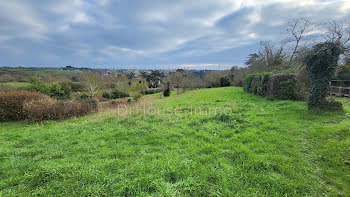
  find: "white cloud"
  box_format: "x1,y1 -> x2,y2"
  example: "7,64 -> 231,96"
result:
72,12 -> 93,24
101,45 -> 145,59
0,0 -> 349,67
0,1 -> 48,40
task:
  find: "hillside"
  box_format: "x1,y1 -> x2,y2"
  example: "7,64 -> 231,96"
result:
0,87 -> 349,196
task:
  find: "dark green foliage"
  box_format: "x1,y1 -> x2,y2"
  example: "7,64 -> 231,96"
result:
28,77 -> 72,99
67,82 -> 85,92
71,76 -> 79,82
142,70 -> 163,88
257,73 -> 271,96
304,42 -> 342,109
102,92 -> 111,99
49,83 -> 72,100
274,79 -> 299,100
79,94 -> 90,100
243,72 -> 300,100
163,88 -> 170,97
111,90 -> 129,99
243,74 -> 255,93
220,76 -> 231,87
336,65 -> 350,80
144,88 -> 163,95
163,81 -> 171,97
250,76 -> 259,94
315,98 -> 343,111
243,72 -> 272,96
28,77 -> 50,94
102,90 -> 129,100
267,74 -> 300,100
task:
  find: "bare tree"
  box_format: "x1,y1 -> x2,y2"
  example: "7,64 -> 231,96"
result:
204,71 -> 226,88
322,20 -> 350,51
244,41 -> 285,72
285,18 -> 313,63
256,41 -> 286,71
81,71 -> 104,97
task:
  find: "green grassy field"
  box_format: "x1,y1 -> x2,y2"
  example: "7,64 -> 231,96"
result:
0,68 -> 78,76
0,67 -> 78,76
0,82 -> 30,88
0,87 -> 349,196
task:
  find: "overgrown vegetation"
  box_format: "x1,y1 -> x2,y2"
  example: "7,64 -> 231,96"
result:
304,42 -> 342,110
102,90 -> 129,99
0,90 -> 98,122
163,81 -> 171,97
28,77 -> 72,100
0,90 -> 50,121
129,78 -> 149,101
243,72 -> 300,100
0,87 -> 349,196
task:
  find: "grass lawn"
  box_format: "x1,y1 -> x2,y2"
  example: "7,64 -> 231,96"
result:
0,68 -> 78,76
0,82 -> 30,88
0,87 -> 349,196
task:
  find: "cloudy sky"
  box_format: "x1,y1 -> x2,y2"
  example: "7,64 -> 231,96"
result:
0,0 -> 349,69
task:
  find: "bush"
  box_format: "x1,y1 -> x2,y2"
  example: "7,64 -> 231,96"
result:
163,81 -> 171,97
295,66 -> 310,100
102,92 -> 111,99
220,76 -> 231,87
243,74 -> 255,93
132,93 -> 143,101
243,72 -> 300,101
0,85 -> 16,91
0,74 -> 15,83
243,72 -> 272,96
49,83 -> 72,100
111,90 -> 129,99
102,90 -> 129,100
130,79 -> 149,101
71,76 -> 79,82
144,88 -> 162,95
28,77 -> 50,95
257,73 -> 271,96
0,90 -> 98,122
79,94 -> 90,100
0,90 -> 50,121
163,88 -> 170,97
275,79 -> 299,100
28,77 -> 72,99
315,98 -> 343,111
67,82 -> 85,92
250,76 -> 260,94
267,74 -> 300,100
24,99 -> 98,122
304,42 -> 342,109
336,65 -> 350,80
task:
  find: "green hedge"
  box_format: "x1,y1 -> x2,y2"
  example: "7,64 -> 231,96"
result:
243,72 -> 300,100
243,72 -> 272,96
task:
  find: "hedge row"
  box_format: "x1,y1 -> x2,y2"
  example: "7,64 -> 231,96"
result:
0,90 -> 98,122
243,72 -> 301,100
102,90 -> 130,99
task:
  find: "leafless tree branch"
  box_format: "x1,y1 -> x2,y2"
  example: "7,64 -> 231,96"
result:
285,18 -> 313,63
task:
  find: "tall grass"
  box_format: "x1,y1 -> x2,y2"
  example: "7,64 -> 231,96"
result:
0,87 -> 349,196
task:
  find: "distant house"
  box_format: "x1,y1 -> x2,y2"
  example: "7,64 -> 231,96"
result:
62,66 -> 75,71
